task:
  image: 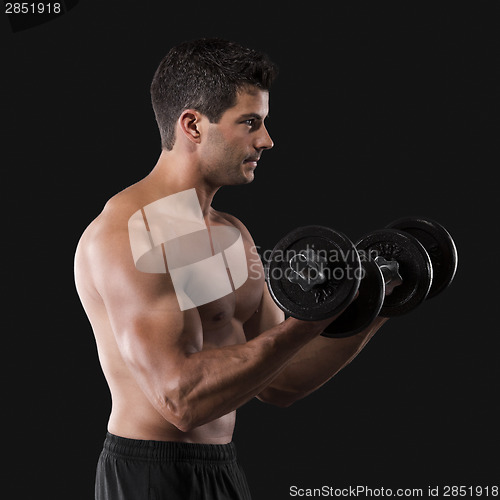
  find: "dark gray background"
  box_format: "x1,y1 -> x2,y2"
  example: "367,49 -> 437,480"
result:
2,1 -> 498,498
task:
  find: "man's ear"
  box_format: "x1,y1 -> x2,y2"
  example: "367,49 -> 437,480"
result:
178,109 -> 203,144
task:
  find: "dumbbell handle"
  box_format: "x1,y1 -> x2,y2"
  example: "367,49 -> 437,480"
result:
287,249 -> 328,292
321,254 -> 403,339
374,256 -> 403,296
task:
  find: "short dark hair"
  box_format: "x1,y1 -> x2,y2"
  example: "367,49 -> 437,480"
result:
150,38 -> 278,150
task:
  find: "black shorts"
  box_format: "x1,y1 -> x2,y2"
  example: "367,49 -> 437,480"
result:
95,433 -> 252,500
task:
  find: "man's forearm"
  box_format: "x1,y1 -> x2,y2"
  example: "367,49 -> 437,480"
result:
256,317 -> 389,407
156,317 -> 329,432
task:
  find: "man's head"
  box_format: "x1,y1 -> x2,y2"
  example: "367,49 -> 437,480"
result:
150,38 -> 278,151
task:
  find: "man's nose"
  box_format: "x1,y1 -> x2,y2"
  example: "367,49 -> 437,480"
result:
255,124 -> 274,150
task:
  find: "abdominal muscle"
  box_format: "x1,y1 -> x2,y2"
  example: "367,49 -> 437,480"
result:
108,393 -> 236,445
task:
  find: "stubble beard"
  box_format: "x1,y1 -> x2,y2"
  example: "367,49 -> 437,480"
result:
204,129 -> 254,187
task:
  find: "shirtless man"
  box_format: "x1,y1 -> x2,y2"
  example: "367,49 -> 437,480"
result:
74,38 -> 387,500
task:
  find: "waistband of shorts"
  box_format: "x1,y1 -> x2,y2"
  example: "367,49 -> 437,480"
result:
102,432 -> 238,463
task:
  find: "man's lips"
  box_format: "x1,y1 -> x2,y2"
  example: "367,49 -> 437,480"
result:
244,156 -> 260,165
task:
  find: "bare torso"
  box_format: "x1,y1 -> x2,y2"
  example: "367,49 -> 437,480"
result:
75,181 -> 264,444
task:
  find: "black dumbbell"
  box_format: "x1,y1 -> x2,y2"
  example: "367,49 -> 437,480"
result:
265,225 -> 362,321
323,217 -> 458,338
386,217 -> 458,300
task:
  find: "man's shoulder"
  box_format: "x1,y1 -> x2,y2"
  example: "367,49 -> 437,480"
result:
76,185 -> 145,261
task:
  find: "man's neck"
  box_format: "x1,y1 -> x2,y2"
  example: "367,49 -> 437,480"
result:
146,149 -> 219,217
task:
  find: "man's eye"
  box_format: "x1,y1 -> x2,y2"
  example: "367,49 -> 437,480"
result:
244,119 -> 255,126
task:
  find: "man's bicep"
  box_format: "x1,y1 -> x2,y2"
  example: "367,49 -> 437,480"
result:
94,236 -> 201,384
243,284 -> 285,340
116,298 -> 202,410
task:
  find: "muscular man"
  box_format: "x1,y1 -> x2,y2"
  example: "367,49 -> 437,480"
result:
74,38 -> 387,500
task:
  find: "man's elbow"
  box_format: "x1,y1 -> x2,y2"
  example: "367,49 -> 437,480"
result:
173,415 -> 197,433
153,379 -> 199,432
157,394 -> 198,432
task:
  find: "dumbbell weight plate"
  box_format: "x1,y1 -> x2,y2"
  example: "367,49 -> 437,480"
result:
266,226 -> 361,321
322,258 -> 385,337
356,229 -> 433,317
386,217 -> 458,299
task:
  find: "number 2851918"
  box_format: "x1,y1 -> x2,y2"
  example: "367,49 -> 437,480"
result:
5,3 -> 62,14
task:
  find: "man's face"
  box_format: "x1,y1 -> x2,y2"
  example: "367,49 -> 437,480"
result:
199,87 -> 273,186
